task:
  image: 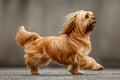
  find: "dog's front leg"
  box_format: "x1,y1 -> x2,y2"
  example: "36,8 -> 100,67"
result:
68,65 -> 85,75
80,56 -> 104,71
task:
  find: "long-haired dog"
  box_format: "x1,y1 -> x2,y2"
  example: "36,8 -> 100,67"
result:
16,10 -> 104,75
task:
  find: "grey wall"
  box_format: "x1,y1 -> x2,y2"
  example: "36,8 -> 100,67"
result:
0,0 -> 120,68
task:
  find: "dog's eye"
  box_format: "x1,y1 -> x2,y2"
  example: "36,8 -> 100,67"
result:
85,15 -> 89,19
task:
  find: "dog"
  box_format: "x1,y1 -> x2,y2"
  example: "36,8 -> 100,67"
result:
15,10 -> 104,75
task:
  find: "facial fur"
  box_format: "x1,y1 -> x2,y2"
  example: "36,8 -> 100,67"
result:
16,10 -> 103,75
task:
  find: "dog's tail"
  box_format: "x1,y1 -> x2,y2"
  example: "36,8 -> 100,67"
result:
15,26 -> 40,47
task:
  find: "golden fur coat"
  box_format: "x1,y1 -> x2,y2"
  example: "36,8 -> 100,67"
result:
16,10 -> 104,75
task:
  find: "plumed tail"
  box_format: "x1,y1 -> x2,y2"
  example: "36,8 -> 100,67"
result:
15,26 -> 40,46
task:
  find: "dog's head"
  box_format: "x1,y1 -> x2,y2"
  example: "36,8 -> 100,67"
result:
59,10 -> 96,36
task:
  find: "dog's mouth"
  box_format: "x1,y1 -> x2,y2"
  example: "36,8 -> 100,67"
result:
89,20 -> 97,28
91,20 -> 97,26
86,20 -> 96,32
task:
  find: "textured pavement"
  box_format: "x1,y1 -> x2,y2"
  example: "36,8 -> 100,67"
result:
0,68 -> 120,80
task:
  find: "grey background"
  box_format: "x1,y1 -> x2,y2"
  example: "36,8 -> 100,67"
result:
0,0 -> 120,68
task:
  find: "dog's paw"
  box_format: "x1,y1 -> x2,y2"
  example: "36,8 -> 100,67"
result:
31,71 -> 41,75
91,64 -> 104,71
96,64 -> 104,70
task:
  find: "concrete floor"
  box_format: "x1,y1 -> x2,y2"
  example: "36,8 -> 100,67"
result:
0,68 -> 120,80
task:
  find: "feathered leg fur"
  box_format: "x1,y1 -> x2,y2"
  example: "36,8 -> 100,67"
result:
25,53 -> 51,75
80,56 -> 104,70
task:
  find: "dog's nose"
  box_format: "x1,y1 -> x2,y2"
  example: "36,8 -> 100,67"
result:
92,16 -> 96,20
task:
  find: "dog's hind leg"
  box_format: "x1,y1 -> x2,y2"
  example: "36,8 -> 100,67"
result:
25,54 -> 42,75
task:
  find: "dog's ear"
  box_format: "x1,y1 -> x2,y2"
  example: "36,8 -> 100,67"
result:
59,12 -> 76,34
